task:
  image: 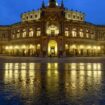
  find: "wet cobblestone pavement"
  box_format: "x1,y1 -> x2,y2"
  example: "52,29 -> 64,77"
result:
0,59 -> 105,105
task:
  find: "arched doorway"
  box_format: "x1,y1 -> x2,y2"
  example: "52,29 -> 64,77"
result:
48,40 -> 58,57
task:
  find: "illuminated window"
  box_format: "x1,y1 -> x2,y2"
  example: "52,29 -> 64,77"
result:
37,44 -> 40,49
68,14 -> 71,18
65,44 -> 69,50
11,30 -> 15,39
17,33 -> 20,38
79,29 -> 84,38
79,45 -> 84,49
14,45 -> 19,49
46,25 -> 59,36
21,45 -> 26,49
36,28 -> 41,36
29,44 -> 34,49
17,30 -> 20,38
29,28 -> 34,37
12,34 -> 15,39
72,28 -> 77,37
65,28 -> 69,37
86,30 -> 89,38
91,31 -> 95,39
65,31 -> 69,37
22,29 -> 27,38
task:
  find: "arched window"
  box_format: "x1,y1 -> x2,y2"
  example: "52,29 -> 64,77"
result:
17,30 -> 20,38
65,28 -> 69,37
11,30 -> 15,39
72,28 -> 77,37
86,29 -> 89,38
37,44 -> 41,49
65,44 -> 69,50
12,34 -> 15,39
91,31 -> 95,39
79,29 -> 84,38
29,28 -> 34,37
46,25 -> 59,36
22,29 -> 27,38
36,28 -> 41,37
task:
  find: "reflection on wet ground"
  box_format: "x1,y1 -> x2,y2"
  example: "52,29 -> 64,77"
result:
0,62 -> 105,105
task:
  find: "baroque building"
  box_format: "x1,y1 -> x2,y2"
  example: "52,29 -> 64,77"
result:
0,0 -> 105,57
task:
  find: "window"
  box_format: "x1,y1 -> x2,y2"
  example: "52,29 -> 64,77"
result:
30,15 -> 33,19
46,25 -> 59,36
68,14 -> 71,18
22,29 -> 27,38
37,31 -> 41,36
37,44 -> 40,49
65,28 -> 69,37
73,15 -> 76,19
29,28 -> 34,37
65,44 -> 69,50
35,15 -> 37,18
72,28 -> 77,37
17,33 -> 20,38
65,31 -> 69,37
81,17 -> 83,20
26,16 -> 28,19
11,30 -> 15,39
91,31 -> 95,39
17,30 -> 20,38
86,30 -> 89,38
79,29 -> 84,38
36,28 -> 41,37
77,16 -> 79,19
12,34 -> 15,39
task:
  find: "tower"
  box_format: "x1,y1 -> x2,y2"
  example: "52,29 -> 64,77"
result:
42,0 -> 45,8
49,0 -> 57,7
61,0 -> 64,8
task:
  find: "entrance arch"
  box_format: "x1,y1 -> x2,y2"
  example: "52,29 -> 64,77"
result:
48,40 -> 58,57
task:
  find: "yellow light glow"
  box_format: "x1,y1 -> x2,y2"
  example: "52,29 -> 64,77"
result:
9,46 -> 13,49
14,46 -> 19,49
65,44 -> 69,49
87,63 -> 92,70
97,46 -> 101,50
29,45 -> 34,49
37,44 -> 40,49
5,46 -> 9,50
71,63 -> 76,70
87,46 -> 91,49
71,45 -> 76,49
93,46 -> 97,49
21,45 -> 26,49
80,45 -> 84,49
48,40 -> 57,56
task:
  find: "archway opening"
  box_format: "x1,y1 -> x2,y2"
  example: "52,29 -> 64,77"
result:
48,40 -> 58,57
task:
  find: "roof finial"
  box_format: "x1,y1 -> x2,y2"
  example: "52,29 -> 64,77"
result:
42,0 -> 45,8
61,0 -> 64,8
49,0 -> 56,7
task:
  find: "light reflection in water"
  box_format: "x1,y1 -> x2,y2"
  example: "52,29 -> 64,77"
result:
4,63 -> 41,96
47,63 -> 59,92
4,62 -> 102,102
65,63 -> 102,96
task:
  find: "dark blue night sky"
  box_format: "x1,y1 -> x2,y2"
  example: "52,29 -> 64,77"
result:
0,0 -> 105,25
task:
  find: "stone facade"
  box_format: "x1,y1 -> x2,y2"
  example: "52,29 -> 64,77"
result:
0,0 -> 105,57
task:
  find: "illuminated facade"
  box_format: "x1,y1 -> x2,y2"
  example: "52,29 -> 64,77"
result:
0,0 -> 105,57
